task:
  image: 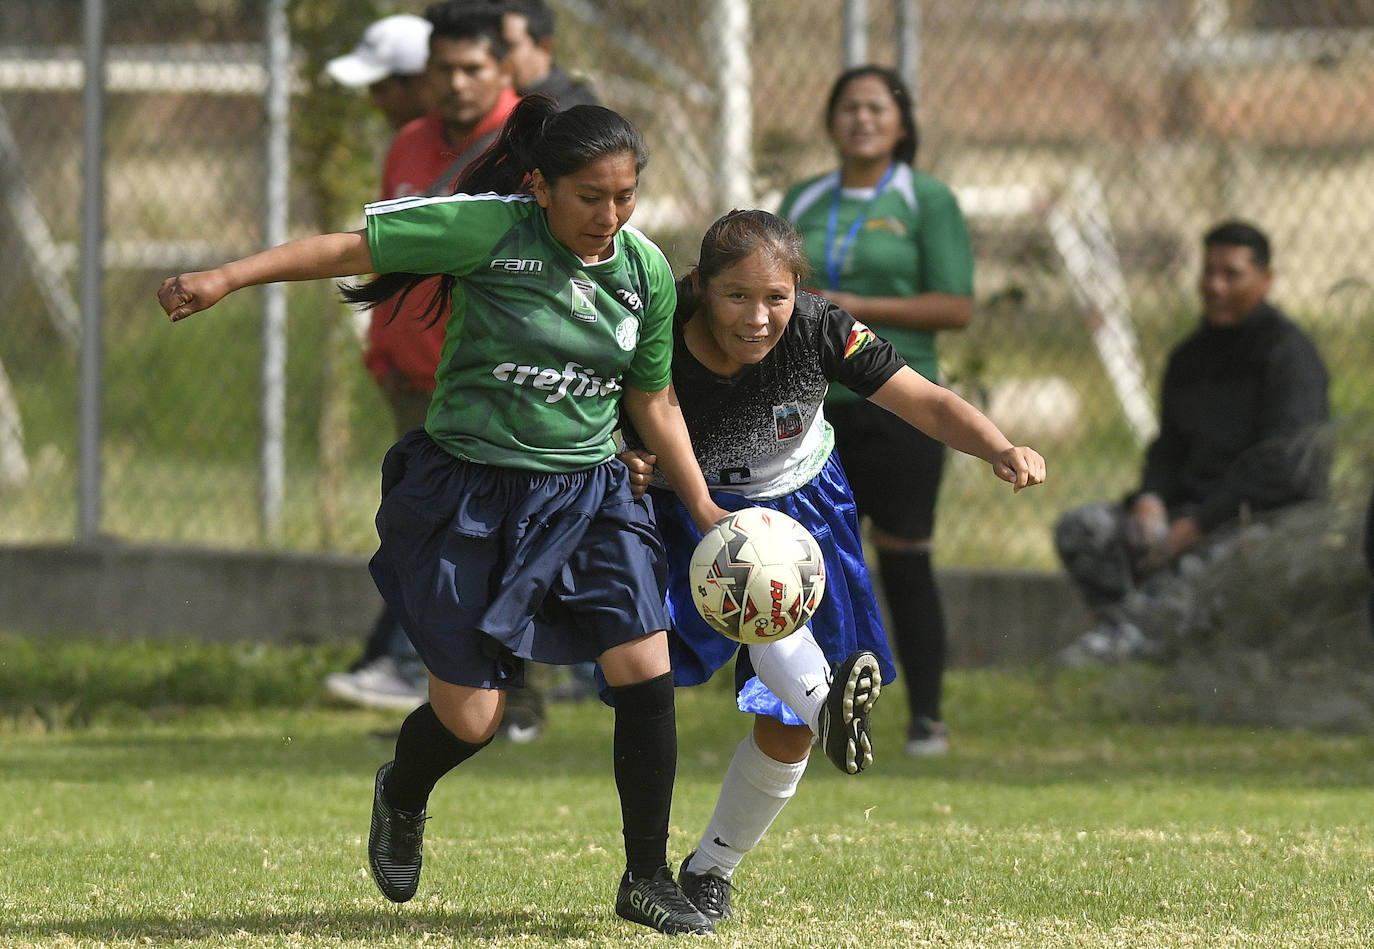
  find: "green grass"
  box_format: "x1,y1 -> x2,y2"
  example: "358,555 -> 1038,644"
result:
2,638 -> 1373,947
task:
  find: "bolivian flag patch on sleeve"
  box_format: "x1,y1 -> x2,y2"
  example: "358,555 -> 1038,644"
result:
844,322 -> 876,359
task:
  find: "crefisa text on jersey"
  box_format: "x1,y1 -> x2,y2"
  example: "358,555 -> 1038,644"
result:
491,360 -> 621,403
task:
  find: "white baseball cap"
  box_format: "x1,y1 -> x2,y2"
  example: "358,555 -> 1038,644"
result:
326,14 -> 433,87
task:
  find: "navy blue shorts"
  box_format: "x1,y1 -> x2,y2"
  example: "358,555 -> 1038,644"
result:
652,451 -> 896,724
828,399 -> 946,540
369,430 -> 670,690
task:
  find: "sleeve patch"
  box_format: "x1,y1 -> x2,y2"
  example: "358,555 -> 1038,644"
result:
844,322 -> 877,359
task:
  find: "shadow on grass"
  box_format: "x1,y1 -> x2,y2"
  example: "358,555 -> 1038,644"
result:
0,905 -> 599,944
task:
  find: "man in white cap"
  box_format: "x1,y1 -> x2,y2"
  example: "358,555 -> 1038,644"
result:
323,13 -> 437,715
326,13 -> 434,131
322,6 -> 524,724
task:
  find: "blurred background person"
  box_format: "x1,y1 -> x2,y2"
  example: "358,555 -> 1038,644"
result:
1054,221 -> 1331,664
497,0 -> 598,108
322,3 -> 523,725
326,12 -> 434,132
321,11 -> 437,713
779,66 -> 974,757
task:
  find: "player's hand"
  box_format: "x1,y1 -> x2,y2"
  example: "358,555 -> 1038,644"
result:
158,270 -> 230,322
1142,515 -> 1200,570
617,448 -> 656,500
993,446 -> 1045,493
1125,493 -> 1169,548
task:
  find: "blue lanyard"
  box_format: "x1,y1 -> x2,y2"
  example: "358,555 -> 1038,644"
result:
824,164 -> 896,290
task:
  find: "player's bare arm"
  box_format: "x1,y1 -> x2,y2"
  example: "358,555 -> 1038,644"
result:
158,230 -> 374,322
869,366 -> 1045,491
816,288 -> 972,332
621,384 -> 727,531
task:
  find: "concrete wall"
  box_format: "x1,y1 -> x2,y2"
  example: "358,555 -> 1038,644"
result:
0,542 -> 1091,666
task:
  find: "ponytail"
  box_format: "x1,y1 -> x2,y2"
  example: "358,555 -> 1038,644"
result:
341,95 -> 649,324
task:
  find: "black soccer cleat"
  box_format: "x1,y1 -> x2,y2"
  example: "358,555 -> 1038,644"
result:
678,851 -> 734,921
368,760 -> 428,903
818,650 -> 882,774
615,866 -> 715,935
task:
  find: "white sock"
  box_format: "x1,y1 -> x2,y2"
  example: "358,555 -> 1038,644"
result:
748,624 -> 830,737
687,733 -> 808,879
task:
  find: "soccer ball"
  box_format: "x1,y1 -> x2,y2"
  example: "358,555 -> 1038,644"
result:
687,507 -> 827,644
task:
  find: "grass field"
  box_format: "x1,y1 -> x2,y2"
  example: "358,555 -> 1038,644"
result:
2,638 -> 1372,948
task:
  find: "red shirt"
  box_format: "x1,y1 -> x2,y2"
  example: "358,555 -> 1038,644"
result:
364,87 -> 520,392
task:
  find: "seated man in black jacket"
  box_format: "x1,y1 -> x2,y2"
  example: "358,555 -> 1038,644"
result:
1056,220 -> 1331,664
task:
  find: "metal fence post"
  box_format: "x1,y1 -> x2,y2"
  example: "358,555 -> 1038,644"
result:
843,0 -> 868,67
260,0 -> 289,543
79,0 -> 105,541
896,0 -> 920,102
713,0 -> 753,211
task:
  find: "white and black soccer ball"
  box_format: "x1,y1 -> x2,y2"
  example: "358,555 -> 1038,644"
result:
687,507 -> 827,645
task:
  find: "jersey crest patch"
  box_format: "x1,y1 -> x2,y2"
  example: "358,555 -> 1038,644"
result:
774,402 -> 803,440
615,316 -> 640,352
866,216 -> 908,237
569,277 -> 598,322
844,322 -> 876,359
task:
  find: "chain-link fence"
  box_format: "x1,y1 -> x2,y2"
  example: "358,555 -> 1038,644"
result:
4,0 -> 1373,569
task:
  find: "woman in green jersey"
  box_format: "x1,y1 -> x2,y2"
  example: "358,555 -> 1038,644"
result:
158,96 -> 724,936
779,66 -> 974,758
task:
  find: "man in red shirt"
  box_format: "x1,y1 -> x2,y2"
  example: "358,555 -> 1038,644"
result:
366,4 -> 519,438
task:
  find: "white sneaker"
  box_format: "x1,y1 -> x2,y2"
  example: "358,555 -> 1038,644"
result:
324,656 -> 427,711
1056,621 -> 1158,667
904,717 -> 949,757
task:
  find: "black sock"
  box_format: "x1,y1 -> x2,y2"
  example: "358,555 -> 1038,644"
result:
878,548 -> 947,724
609,672 -> 676,879
383,702 -> 490,813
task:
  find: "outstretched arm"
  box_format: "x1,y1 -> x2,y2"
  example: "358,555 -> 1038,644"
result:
867,365 -> 1045,492
157,230 -> 374,322
622,384 -> 728,532
813,289 -> 972,332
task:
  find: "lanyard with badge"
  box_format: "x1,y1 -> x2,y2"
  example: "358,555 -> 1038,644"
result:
824,163 -> 896,290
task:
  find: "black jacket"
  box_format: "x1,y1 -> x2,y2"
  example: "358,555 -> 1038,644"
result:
1138,301 -> 1330,532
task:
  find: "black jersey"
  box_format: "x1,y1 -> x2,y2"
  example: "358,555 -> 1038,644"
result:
653,287 -> 905,499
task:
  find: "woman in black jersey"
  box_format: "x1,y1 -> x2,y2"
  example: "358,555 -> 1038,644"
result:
623,210 -> 1043,922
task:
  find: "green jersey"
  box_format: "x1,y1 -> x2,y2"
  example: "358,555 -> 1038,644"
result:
779,163 -> 972,396
365,193 -> 676,472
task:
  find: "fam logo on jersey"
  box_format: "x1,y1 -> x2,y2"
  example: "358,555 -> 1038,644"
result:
490,257 -> 544,274
569,277 -> 598,322
774,402 -> 803,440
615,287 -> 643,311
491,360 -> 621,404
843,321 -> 877,359
615,317 -> 640,352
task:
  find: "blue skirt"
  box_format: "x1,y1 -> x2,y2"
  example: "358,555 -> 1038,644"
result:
370,430 -> 670,690
653,452 -> 896,724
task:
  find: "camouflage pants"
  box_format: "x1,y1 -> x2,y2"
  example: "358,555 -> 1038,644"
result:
1054,502 -> 1249,631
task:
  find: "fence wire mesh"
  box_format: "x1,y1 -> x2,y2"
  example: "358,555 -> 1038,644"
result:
3,0 -> 1372,569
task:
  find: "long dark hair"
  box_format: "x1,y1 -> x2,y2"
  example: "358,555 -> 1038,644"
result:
824,65 -> 919,166
341,95 -> 649,322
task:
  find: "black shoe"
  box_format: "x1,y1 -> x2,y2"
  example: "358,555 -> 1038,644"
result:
678,851 -> 734,921
818,650 -> 882,774
615,866 -> 715,935
368,761 -> 427,903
